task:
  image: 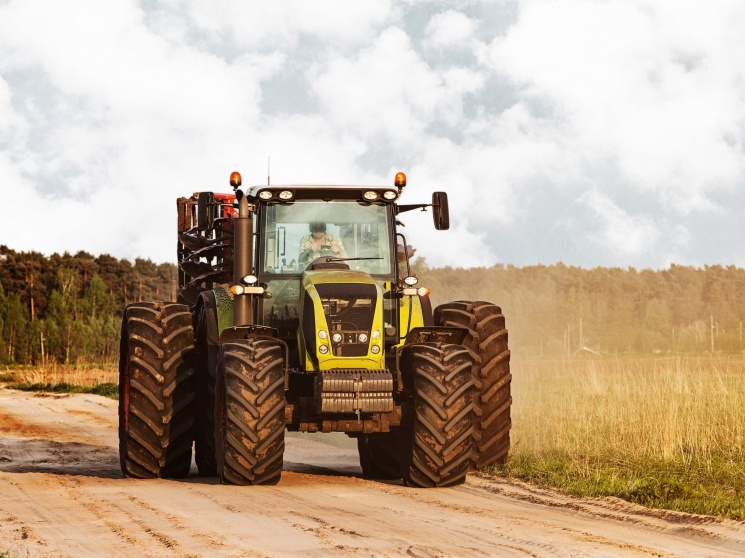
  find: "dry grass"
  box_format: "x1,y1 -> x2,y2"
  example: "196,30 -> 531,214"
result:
494,355 -> 745,518
0,364 -> 117,387
511,355 -> 745,465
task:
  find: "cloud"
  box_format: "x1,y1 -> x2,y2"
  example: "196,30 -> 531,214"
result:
181,1 -> 397,51
0,0 -> 744,271
423,10 -> 478,50
309,27 -> 484,146
479,0 -> 745,217
578,190 -> 660,255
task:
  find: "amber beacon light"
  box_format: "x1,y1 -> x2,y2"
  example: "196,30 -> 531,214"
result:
394,172 -> 407,188
229,171 -> 242,188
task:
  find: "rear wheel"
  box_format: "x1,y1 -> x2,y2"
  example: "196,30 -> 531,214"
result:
193,293 -> 218,476
118,302 -> 195,478
435,301 -> 511,469
215,338 -> 286,485
357,430 -> 402,480
400,343 -> 475,488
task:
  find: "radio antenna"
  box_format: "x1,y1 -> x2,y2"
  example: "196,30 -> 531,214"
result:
267,156 -> 271,185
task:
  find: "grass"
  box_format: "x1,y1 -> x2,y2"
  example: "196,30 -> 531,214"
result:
1,364 -> 118,400
9,382 -> 118,400
488,355 -> 745,520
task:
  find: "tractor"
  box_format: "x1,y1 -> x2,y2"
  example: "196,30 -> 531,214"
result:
118,172 -> 511,487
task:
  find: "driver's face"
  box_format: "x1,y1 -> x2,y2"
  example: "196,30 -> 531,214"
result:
312,231 -> 326,240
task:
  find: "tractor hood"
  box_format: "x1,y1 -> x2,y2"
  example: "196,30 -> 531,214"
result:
299,269 -> 386,372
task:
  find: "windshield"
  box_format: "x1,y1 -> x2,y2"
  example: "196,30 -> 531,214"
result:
261,201 -> 393,276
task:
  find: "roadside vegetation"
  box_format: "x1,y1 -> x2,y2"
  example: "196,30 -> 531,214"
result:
0,364 -> 118,400
490,355 -> 745,520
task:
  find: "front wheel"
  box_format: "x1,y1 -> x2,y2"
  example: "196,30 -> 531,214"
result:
215,338 -> 286,485
400,343 -> 475,488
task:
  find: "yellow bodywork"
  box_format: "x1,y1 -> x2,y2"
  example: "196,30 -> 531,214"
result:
299,269 -> 386,372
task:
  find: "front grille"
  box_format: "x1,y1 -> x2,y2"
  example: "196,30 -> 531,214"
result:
315,283 -> 376,357
340,344 -> 368,357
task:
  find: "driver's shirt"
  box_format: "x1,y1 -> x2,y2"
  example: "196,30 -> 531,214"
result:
299,233 -> 346,263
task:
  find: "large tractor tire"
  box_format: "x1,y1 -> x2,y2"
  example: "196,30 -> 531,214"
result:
214,338 -> 286,485
400,343 -> 475,488
193,292 -> 219,476
119,302 -> 196,478
434,301 -> 511,469
357,430 -> 402,480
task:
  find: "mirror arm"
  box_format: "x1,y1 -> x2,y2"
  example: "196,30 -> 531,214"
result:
396,203 -> 430,214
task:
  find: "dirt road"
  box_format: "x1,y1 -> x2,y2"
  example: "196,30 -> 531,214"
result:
1,388 -> 744,557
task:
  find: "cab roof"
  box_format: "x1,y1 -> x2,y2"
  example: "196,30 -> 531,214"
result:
246,185 -> 401,203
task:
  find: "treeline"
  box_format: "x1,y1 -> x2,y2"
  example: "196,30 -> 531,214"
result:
415,260 -> 745,355
0,246 -> 176,365
2,246 -> 745,364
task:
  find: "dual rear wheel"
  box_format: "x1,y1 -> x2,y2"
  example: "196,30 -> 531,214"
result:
118,302 -> 196,478
119,302 -> 286,485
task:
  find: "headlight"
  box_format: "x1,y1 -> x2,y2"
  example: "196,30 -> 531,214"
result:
403,276 -> 418,286
371,330 -> 380,339
358,333 -> 368,343
363,190 -> 378,201
319,345 -> 329,354
278,190 -> 293,200
242,274 -> 258,285
383,190 -> 397,200
318,330 -> 328,340
332,332 -> 343,343
230,285 -> 245,295
259,191 -> 272,200
371,345 -> 380,354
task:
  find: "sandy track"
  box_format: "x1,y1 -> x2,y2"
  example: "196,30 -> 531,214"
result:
1,388 -> 744,557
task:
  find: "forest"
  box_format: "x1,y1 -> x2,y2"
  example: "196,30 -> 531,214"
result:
0,246 -> 177,365
1,244 -> 744,365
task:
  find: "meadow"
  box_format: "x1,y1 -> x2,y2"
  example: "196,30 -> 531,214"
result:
492,355 -> 745,520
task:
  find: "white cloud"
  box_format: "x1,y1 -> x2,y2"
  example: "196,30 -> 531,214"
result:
423,10 -> 478,50
183,1 -> 397,51
579,190 -> 659,255
480,0 -> 745,216
309,27 -> 484,146
1,0 -> 744,270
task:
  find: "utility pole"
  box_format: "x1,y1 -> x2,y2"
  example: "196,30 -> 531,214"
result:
710,315 -> 715,353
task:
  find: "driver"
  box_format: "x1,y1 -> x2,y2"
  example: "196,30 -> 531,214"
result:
299,222 -> 348,265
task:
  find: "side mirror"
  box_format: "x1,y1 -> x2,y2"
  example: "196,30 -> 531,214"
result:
197,192 -> 215,231
432,191 -> 450,230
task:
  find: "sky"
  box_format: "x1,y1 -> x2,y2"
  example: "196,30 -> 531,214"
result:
1,0 -> 744,270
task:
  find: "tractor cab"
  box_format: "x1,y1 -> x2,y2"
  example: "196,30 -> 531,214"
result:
250,186 -> 405,373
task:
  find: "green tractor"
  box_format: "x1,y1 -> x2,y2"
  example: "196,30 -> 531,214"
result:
118,172 -> 511,487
